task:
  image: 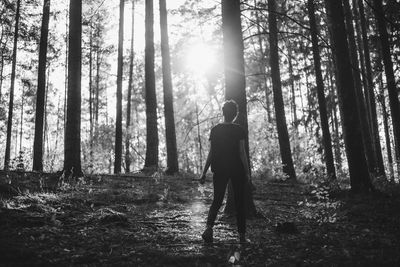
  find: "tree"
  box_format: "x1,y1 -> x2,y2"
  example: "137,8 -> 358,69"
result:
343,0 -> 378,176
114,0 -> 124,174
267,0 -> 296,180
144,0 -> 159,170
64,0 -> 82,176
353,0 -> 385,176
221,0 -> 257,217
4,0 -> 21,170
324,0 -> 372,193
373,0 -> 400,167
307,0 -> 336,180
159,0 -> 179,174
125,0 -> 135,173
33,0 -> 50,172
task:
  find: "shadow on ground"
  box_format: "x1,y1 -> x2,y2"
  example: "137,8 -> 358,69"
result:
0,171 -> 400,266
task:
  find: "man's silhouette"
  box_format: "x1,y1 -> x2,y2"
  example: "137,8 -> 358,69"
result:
199,100 -> 250,243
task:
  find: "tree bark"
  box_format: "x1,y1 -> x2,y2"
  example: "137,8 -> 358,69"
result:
33,0 -> 50,172
307,0 -> 336,180
64,0 -> 82,176
144,0 -> 159,170
114,0 -> 124,174
378,75 -> 395,181
324,0 -> 372,193
354,0 -> 385,176
221,0 -> 257,217
125,0 -> 135,173
343,0 -> 378,176
4,0 -> 20,170
268,0 -> 297,180
159,0 -> 179,174
373,0 -> 400,168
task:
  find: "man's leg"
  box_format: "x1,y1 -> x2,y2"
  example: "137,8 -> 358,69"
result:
203,173 -> 228,242
231,174 -> 246,238
206,173 -> 229,227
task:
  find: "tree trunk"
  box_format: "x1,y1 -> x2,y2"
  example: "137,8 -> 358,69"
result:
354,0 -> 385,176
4,0 -> 20,170
144,0 -> 159,170
159,0 -> 179,175
125,0 -> 135,173
343,0 -> 378,176
324,0 -> 372,193
88,22 -> 94,166
114,0 -> 124,174
307,0 -> 336,180
373,0 -> 400,169
287,47 -> 297,131
221,0 -> 257,217
64,0 -> 82,176
33,0 -> 50,172
268,0 -> 297,180
378,76 -> 395,181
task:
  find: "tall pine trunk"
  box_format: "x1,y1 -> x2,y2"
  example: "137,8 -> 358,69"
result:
307,0 -> 336,180
268,0 -> 296,180
64,0 -> 82,176
4,0 -> 21,170
125,0 -> 135,173
343,0 -> 378,176
324,0 -> 372,193
88,23 -> 94,166
159,0 -> 178,174
356,0 -> 385,176
33,0 -> 50,171
221,0 -> 257,217
378,76 -> 395,181
144,0 -> 159,170
373,0 -> 400,169
114,0 -> 124,174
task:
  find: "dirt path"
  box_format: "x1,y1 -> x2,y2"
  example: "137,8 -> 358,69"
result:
1,172 -> 400,266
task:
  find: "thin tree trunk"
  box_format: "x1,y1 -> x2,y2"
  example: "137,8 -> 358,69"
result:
144,0 -> 159,170
378,76 -> 395,181
356,0 -> 385,176
307,0 -> 336,180
0,24 -> 8,102
159,0 -> 178,174
324,0 -> 372,193
343,0 -> 378,176
195,103 -> 203,170
33,0 -> 50,171
373,0 -> 400,170
287,47 -> 297,130
64,0 -> 82,176
89,22 -> 93,166
114,0 -> 124,174
95,45 -> 100,128
4,0 -> 21,170
125,0 -> 135,173
268,0 -> 296,180
19,83 -> 24,155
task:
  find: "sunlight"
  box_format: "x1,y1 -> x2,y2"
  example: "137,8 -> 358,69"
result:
185,42 -> 217,76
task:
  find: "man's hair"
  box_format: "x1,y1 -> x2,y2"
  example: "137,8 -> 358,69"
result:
222,100 -> 238,122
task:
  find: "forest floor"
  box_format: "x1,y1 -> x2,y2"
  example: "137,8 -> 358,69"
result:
0,171 -> 400,266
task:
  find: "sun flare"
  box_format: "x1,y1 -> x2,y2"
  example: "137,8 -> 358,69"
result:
185,43 -> 217,75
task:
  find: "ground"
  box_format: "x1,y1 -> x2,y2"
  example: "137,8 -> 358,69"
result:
0,171 -> 400,266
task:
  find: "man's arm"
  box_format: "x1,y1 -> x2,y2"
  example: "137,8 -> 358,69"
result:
199,142 -> 212,184
239,140 -> 250,181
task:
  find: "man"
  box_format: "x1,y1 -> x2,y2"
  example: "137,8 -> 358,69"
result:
199,100 -> 250,243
